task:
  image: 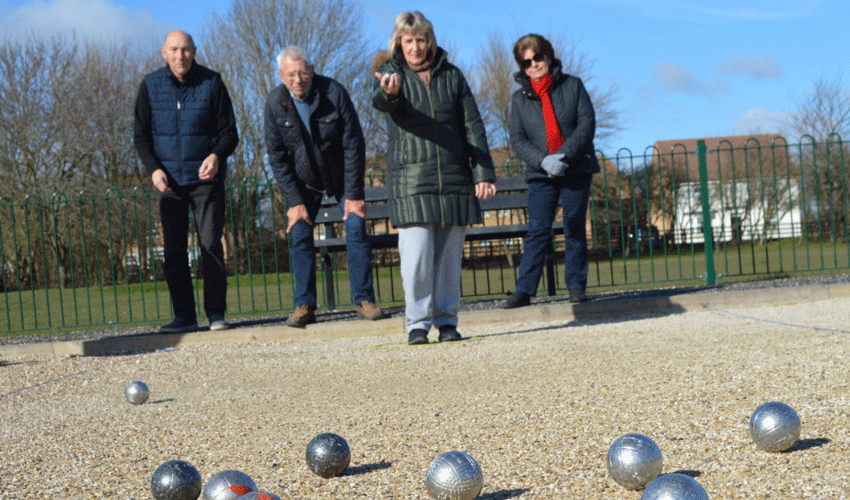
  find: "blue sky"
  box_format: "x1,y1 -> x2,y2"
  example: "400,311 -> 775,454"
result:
1,0 -> 846,155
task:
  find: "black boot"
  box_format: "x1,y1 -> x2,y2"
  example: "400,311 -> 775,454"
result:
407,329 -> 429,345
504,291 -> 531,309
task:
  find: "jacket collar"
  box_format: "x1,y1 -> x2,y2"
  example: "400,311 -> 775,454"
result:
514,59 -> 567,99
166,60 -> 198,86
393,46 -> 449,75
278,74 -> 322,110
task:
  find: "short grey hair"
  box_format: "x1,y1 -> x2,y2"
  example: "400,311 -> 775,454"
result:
276,46 -> 311,70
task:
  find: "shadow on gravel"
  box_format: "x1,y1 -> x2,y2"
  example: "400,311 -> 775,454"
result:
77,332 -> 194,357
149,398 -> 175,404
479,323 -> 574,338
344,461 -> 392,476
0,359 -> 37,367
570,298 -> 688,324
479,488 -> 530,499
672,469 -> 703,478
787,437 -> 830,452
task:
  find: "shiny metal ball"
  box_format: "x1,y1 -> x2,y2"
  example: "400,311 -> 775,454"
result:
239,492 -> 282,500
202,470 -> 257,500
424,451 -> 484,500
606,433 -> 663,490
305,433 -> 351,478
750,401 -> 801,452
125,380 -> 149,405
640,473 -> 708,500
151,460 -> 202,500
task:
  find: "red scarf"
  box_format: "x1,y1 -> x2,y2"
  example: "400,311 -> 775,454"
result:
530,73 -> 564,154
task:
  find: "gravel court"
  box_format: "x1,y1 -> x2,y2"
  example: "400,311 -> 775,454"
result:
2,296 -> 850,498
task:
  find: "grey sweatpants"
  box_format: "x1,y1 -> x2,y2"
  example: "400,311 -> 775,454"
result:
397,224 -> 466,333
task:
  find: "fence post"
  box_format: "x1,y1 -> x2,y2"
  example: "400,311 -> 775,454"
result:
697,140 -> 716,285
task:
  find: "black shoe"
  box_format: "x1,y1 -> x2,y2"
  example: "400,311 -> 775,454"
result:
438,325 -> 462,342
208,314 -> 230,331
504,291 -> 531,309
407,329 -> 429,345
568,289 -> 587,303
159,317 -> 198,333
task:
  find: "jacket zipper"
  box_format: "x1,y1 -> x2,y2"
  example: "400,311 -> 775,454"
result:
421,69 -> 443,223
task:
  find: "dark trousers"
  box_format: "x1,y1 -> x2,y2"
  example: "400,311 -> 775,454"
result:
158,182 -> 227,320
515,174 -> 593,295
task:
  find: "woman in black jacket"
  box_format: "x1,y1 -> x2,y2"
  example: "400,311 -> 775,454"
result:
504,34 -> 601,308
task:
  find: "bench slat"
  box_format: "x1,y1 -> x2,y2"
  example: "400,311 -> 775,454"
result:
301,176 -> 562,309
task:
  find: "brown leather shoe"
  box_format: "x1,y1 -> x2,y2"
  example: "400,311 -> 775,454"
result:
356,300 -> 384,321
286,305 -> 316,328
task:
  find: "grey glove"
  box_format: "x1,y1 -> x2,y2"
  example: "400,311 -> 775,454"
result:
541,154 -> 569,177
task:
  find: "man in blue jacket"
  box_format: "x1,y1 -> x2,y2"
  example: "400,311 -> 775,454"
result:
133,30 -> 239,333
265,46 -> 383,328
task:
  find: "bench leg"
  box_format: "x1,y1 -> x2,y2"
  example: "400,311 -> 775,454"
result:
320,250 -> 336,311
545,253 -> 557,296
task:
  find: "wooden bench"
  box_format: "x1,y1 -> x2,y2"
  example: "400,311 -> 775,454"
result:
312,175 -> 563,310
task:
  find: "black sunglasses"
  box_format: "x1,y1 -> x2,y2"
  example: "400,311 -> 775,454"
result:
521,53 -> 546,69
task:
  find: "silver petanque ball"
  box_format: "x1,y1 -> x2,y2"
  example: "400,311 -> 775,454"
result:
125,380 -> 149,405
606,433 -> 663,490
750,401 -> 801,452
151,460 -> 202,500
202,469 -> 257,500
305,433 -> 351,478
424,451 -> 484,500
381,71 -> 397,81
640,473 -> 708,500
239,492 -> 282,500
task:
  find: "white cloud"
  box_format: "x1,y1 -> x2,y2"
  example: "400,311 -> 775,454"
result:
653,63 -> 710,94
718,53 -> 783,80
0,0 -> 169,47
729,108 -> 789,136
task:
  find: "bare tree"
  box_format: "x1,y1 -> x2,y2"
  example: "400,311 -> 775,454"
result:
202,0 -> 373,183
200,0 -> 374,273
0,36 -> 78,200
474,32 -> 514,149
788,73 -> 850,242
789,73 -> 850,141
0,34 -> 154,290
473,32 -> 622,152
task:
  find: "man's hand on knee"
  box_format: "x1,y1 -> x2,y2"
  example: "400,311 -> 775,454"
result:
286,204 -> 312,233
343,199 -> 367,220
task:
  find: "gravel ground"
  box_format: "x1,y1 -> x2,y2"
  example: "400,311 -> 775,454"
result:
1,277 -> 850,498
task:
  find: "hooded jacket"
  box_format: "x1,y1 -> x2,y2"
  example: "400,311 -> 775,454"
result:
509,60 -> 601,182
371,47 -> 495,227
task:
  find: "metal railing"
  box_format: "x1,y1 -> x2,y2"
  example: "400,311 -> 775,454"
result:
2,135 -> 849,334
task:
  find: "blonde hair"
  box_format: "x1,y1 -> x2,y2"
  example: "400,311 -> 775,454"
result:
388,11 -> 437,61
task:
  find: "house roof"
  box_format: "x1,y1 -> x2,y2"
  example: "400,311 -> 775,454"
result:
652,134 -> 793,182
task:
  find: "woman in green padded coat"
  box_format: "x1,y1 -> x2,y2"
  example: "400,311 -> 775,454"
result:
371,10 -> 497,345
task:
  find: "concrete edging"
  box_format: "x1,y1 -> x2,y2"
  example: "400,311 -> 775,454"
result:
3,283 -> 850,359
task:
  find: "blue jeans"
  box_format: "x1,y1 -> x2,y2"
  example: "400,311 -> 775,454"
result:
515,175 -> 593,295
289,189 -> 375,308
